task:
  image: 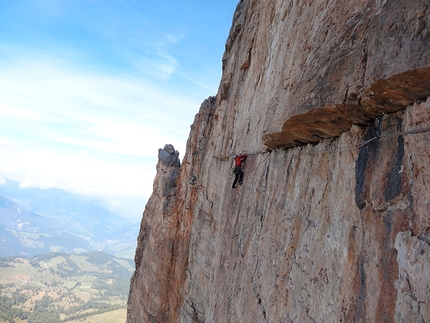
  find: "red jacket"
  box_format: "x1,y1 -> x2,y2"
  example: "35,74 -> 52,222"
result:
234,154 -> 248,167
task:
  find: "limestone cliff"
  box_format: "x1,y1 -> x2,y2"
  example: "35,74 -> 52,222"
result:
127,0 -> 430,322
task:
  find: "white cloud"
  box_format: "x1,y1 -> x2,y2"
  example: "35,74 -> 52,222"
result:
0,143 -> 156,217
0,52 -> 196,220
134,55 -> 178,81
0,53 -> 196,155
128,29 -> 184,81
0,104 -> 40,120
1,142 -> 154,213
0,137 -> 14,148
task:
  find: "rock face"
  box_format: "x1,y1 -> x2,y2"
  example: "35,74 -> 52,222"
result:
127,1 -> 430,322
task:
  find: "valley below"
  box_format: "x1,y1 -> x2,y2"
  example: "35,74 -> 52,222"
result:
0,251 -> 133,323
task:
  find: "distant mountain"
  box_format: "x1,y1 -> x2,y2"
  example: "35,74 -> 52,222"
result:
0,195 -> 52,231
0,179 -> 140,258
0,195 -> 94,256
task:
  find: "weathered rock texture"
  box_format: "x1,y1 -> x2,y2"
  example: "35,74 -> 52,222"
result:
127,0 -> 430,322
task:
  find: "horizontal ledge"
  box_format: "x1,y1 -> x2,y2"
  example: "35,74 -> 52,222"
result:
263,66 -> 430,150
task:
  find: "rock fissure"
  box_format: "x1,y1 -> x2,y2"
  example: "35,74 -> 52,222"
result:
418,234 -> 430,248
404,274 -> 429,323
256,296 -> 268,322
405,275 -> 418,302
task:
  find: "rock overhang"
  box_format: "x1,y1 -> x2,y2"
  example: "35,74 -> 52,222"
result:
263,66 -> 430,150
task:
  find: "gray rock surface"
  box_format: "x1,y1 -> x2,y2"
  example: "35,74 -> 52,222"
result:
127,1 -> 430,322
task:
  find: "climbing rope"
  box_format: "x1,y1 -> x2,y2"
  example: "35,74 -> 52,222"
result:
223,124 -> 430,168
380,126 -> 430,138
242,151 -> 272,172
290,125 -> 430,157
220,123 -> 430,191
352,125 -> 429,150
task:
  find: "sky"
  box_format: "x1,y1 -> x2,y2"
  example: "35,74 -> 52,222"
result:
0,0 -> 238,221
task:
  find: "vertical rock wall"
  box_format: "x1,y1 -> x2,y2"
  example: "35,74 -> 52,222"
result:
127,0 -> 430,322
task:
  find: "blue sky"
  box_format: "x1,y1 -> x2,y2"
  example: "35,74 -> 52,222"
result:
0,0 -> 237,221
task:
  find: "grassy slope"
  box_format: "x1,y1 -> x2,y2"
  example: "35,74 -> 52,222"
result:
0,252 -> 133,323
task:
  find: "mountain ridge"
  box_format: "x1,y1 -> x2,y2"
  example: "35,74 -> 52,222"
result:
0,179 -> 139,258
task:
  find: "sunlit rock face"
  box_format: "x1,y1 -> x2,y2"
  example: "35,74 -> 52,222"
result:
127,0 -> 430,322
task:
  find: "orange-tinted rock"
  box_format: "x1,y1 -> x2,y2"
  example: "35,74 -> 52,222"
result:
264,67 -> 430,150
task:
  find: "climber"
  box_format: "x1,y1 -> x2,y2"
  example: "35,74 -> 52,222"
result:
232,154 -> 248,189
